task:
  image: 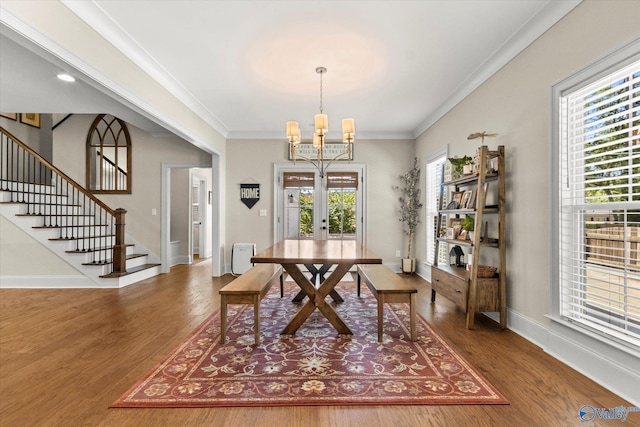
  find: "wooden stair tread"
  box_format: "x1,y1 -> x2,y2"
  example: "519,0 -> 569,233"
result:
50,235 -> 115,241
3,190 -> 67,197
66,244 -> 133,254
16,213 -> 94,217
1,201 -> 80,207
100,263 -> 161,278
82,253 -> 148,266
33,224 -> 109,229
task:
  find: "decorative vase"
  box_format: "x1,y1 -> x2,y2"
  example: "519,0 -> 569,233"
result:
402,258 -> 416,274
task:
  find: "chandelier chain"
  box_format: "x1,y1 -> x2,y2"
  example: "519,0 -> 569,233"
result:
319,70 -> 324,114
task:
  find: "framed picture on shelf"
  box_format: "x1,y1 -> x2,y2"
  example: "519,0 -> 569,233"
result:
451,191 -> 464,206
467,189 -> 477,209
449,217 -> 462,230
1,113 -> 17,121
448,218 -> 462,239
20,113 -> 40,128
460,190 -> 472,209
446,228 -> 455,239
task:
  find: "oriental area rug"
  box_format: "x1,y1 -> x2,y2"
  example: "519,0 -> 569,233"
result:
112,277 -> 508,408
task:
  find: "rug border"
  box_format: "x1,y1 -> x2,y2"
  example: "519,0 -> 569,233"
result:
111,293 -> 509,408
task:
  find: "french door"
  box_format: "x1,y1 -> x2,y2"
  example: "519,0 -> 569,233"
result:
275,164 -> 365,245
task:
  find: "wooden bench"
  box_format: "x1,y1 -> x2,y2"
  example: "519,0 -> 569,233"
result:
219,264 -> 283,344
356,264 -> 417,342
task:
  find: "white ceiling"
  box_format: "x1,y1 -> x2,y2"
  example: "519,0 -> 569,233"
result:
1,1 -> 581,140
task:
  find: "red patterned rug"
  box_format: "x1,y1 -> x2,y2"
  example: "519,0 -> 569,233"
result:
112,279 -> 508,407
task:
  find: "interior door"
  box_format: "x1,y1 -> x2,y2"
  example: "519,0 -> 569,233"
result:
278,165 -> 364,245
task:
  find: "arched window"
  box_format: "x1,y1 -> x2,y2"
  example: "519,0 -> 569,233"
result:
86,114 -> 131,193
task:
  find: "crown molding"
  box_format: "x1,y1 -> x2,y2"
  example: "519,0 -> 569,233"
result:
413,0 -> 582,138
59,0 -> 230,138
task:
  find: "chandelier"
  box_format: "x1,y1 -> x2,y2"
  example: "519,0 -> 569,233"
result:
286,66 -> 355,177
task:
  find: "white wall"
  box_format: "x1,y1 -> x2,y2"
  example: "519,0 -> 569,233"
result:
225,138 -> 414,268
0,216 -> 81,276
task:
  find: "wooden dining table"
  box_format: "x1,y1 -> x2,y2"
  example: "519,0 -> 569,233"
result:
251,239 -> 382,335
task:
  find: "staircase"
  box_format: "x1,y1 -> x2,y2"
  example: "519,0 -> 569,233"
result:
0,127 -> 160,288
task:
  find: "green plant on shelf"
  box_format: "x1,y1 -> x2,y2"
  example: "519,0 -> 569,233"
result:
461,215 -> 475,232
448,155 -> 473,175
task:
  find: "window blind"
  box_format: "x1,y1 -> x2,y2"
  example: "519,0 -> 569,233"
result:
426,155 -> 446,265
283,172 -> 315,188
326,172 -> 358,189
559,59 -> 640,348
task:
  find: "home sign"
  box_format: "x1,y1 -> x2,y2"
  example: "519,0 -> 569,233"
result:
240,183 -> 260,209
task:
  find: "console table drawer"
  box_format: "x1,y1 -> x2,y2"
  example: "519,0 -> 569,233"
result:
431,266 -> 467,311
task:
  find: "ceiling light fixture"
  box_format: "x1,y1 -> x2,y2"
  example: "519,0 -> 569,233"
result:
56,73 -> 75,82
286,66 -> 355,178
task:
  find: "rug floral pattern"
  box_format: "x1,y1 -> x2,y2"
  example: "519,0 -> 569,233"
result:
112,280 -> 508,407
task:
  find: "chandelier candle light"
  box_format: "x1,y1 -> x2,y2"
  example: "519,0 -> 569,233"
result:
286,67 -> 355,177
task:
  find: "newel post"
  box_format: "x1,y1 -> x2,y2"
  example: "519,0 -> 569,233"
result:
113,208 -> 127,275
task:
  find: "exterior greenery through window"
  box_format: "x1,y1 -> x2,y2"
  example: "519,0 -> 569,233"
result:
282,171 -> 357,239
298,189 -> 314,236
327,189 -> 356,238
557,58 -> 640,349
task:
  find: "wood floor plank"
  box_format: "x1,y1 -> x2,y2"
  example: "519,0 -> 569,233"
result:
0,258 -> 633,426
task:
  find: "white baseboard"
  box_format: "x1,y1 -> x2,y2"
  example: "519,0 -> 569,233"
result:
170,255 -> 191,266
0,275 -> 109,288
485,309 -> 640,407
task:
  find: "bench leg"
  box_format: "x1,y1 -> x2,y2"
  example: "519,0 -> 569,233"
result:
410,293 -> 417,342
220,295 -> 227,344
357,273 -> 361,297
377,296 -> 384,342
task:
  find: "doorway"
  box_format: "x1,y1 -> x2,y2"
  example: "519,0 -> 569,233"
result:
161,163 -> 216,274
275,164 -> 366,245
191,172 -> 209,260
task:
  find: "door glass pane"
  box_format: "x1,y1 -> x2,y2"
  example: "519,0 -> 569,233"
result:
328,188 -> 356,240
284,188 -> 314,239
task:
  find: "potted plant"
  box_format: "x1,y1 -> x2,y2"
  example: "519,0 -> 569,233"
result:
394,158 -> 423,273
461,214 -> 475,240
447,155 -> 473,179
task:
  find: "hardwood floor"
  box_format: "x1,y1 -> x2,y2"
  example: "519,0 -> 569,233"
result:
0,259 -> 631,426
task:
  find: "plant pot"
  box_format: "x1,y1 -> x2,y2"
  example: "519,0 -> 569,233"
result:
402,258 -> 416,274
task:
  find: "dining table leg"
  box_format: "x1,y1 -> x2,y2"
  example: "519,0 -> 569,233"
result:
291,264 -> 344,303
281,263 -> 353,335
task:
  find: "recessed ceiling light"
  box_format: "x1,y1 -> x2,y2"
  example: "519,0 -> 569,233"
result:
57,73 -> 75,82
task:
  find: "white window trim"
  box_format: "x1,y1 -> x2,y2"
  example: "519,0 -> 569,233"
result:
549,38 -> 640,404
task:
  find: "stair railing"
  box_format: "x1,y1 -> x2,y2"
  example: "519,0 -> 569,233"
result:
0,127 -> 127,275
